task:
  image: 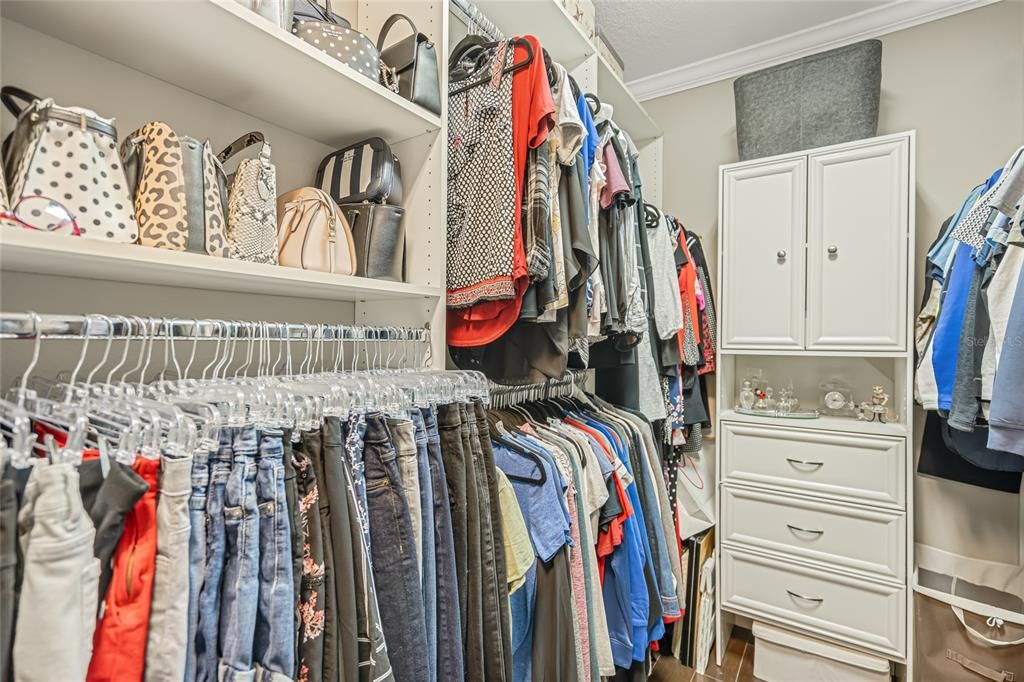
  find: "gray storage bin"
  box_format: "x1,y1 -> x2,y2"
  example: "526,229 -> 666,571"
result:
734,40 -> 882,160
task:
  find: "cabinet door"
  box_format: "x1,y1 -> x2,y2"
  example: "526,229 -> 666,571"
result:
721,158 -> 806,349
807,138 -> 910,350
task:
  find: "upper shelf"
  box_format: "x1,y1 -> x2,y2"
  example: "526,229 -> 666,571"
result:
1,0 -> 442,147
0,228 -> 443,302
596,54 -> 660,143
468,0 -> 661,142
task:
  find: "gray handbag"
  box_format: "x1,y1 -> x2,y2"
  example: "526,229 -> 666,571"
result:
378,14 -> 441,115
343,203 -> 405,281
734,39 -> 881,160
292,0 -> 379,82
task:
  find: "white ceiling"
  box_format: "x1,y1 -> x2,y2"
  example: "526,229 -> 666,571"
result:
595,0 -> 892,82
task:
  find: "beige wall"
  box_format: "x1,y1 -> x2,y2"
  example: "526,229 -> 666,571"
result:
646,0 -> 1024,564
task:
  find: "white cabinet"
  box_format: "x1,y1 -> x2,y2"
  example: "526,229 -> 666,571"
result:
720,158 -> 806,349
807,139 -> 910,350
720,134 -> 912,352
715,133 -> 916,669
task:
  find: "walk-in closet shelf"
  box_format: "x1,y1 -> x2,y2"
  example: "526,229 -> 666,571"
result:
1,0 -> 441,147
0,229 -> 443,303
466,0 -> 661,142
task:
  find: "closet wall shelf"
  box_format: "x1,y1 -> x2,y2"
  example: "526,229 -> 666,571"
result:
465,0 -> 661,142
470,0 -> 591,66
0,0 -> 442,147
719,409 -> 908,438
596,54 -> 660,143
0,229 -> 443,302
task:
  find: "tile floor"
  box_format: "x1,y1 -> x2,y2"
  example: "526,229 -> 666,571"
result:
649,628 -> 759,682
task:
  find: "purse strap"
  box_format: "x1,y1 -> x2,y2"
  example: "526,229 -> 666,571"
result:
217,131 -> 271,166
377,13 -> 419,51
1,86 -> 42,118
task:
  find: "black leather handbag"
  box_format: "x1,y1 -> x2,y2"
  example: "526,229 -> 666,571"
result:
343,203 -> 406,281
315,137 -> 403,206
377,14 -> 441,115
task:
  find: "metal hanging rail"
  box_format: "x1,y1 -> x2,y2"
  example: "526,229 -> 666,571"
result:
488,369 -> 590,407
0,312 -> 429,343
449,0 -> 504,41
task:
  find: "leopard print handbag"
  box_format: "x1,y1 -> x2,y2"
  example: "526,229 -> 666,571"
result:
119,121 -> 230,256
217,132 -> 278,265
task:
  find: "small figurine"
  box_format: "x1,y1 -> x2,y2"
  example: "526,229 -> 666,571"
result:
857,385 -> 894,423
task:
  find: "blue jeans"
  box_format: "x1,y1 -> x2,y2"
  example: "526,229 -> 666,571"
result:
422,407 -> 464,681
185,444 -> 211,682
363,413 -> 428,682
254,429 -> 295,681
219,425 -> 260,681
411,409 -> 438,682
195,430 -> 233,682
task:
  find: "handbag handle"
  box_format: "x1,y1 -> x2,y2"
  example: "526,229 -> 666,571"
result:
377,13 -> 420,51
1,86 -> 42,118
952,607 -> 1024,647
216,131 -> 271,166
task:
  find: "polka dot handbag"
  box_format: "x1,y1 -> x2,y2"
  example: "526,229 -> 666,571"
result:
292,19 -> 380,82
0,87 -> 139,242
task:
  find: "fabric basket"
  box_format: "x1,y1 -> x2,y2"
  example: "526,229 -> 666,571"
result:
914,544 -> 1024,682
733,40 -> 881,160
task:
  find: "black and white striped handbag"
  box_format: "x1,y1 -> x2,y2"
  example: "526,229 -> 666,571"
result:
315,137 -> 403,207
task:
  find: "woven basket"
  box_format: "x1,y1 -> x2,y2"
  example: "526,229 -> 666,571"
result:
734,39 -> 882,160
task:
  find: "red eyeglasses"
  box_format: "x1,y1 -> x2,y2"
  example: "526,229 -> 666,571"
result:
0,195 -> 81,236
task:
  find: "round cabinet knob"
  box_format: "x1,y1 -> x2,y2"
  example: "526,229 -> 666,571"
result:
827,245 -> 839,255
777,250 -> 787,260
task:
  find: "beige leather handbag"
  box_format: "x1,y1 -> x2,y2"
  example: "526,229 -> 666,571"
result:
276,187 -> 356,275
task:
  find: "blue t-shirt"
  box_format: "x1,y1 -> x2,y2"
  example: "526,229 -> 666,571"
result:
494,440 -> 571,682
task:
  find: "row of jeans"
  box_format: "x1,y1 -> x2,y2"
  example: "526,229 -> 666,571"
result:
0,398 -> 506,682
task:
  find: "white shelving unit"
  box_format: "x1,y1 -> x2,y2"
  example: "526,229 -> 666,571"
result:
0,0 -> 449,378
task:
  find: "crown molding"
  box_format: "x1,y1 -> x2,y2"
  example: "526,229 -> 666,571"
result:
628,0 -> 1000,102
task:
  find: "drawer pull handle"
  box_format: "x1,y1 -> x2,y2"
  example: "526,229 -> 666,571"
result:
787,524 -> 824,537
786,458 -> 824,469
787,590 -> 824,605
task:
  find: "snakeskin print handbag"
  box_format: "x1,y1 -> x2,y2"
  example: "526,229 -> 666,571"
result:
217,132 -> 279,265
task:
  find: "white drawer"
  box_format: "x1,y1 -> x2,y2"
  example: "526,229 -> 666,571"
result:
721,547 -> 906,657
721,484 -> 906,579
721,422 -> 905,508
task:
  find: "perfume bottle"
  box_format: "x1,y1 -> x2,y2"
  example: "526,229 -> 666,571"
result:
739,379 -> 756,409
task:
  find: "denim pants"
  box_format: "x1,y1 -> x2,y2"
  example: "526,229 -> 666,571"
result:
436,404 -> 469,653
254,429 -> 295,682
14,463 -> 99,682
293,434 -> 326,682
321,417 -> 360,682
185,444 -> 212,682
219,425 -> 260,681
421,407 -> 464,682
280,430 -> 303,678
145,452 -> 194,682
473,399 -> 512,682
363,413 -> 428,682
458,402 -> 486,681
302,429 -> 340,682
196,430 -> 234,682
410,410 -> 438,682
387,417 -> 422,575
